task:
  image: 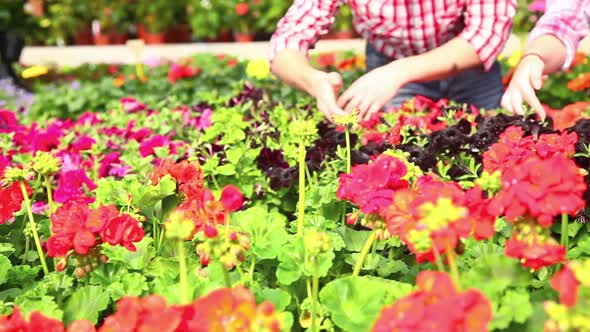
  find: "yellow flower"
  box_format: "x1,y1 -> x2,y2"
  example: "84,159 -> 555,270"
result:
506,50 -> 523,67
21,65 -> 48,79
246,59 -> 270,80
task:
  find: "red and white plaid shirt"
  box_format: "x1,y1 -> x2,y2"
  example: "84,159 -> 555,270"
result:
268,0 -> 516,71
528,0 -> 589,69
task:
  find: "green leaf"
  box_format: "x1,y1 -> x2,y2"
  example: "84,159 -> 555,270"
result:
63,286 -> 110,325
491,290 -> 533,330
0,255 -> 12,285
276,236 -> 335,285
15,295 -> 62,321
225,148 -> 243,165
6,265 -> 41,288
0,243 -> 15,257
334,227 -> 372,252
320,276 -> 413,332
254,288 -> 292,312
107,273 -> 149,301
233,207 -> 289,260
102,237 -> 156,270
215,163 -> 236,176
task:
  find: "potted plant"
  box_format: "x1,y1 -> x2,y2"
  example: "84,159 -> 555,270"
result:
251,0 -> 290,41
45,0 -> 94,45
136,0 -> 178,44
92,0 -> 132,45
188,0 -> 232,42
232,1 -> 255,42
324,5 -> 356,39
165,0 -> 192,43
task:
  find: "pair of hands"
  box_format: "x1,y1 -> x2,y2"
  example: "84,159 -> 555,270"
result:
501,54 -> 547,119
310,63 -> 405,122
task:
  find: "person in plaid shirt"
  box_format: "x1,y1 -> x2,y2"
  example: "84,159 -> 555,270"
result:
502,0 -> 589,119
268,0 -> 516,121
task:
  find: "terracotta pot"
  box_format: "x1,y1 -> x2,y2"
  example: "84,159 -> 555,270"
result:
143,31 -> 166,44
218,30 -> 233,42
136,24 -> 147,39
73,27 -> 93,45
93,33 -> 111,45
323,30 -> 356,40
165,24 -> 191,43
110,32 -> 129,44
234,32 -> 255,42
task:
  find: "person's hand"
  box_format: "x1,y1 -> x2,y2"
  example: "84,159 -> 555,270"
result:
309,71 -> 347,121
501,54 -> 546,119
337,62 -> 406,121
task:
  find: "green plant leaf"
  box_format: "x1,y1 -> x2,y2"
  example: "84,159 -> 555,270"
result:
63,286 -> 110,325
102,237 -> 156,270
320,276 -> 413,332
0,255 -> 12,286
107,272 -> 148,301
491,289 -> 534,330
254,288 -> 292,312
233,206 -> 289,260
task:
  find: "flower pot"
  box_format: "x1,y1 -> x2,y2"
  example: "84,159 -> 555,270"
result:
73,27 -> 93,45
165,24 -> 192,43
234,32 -> 255,43
143,31 -> 166,45
323,30 -> 356,40
93,33 -> 111,45
0,32 -> 25,62
136,24 -> 147,39
110,32 -> 129,45
218,30 -> 233,42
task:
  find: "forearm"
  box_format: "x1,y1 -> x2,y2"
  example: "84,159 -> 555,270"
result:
270,50 -> 323,97
391,37 -> 483,84
525,34 -> 568,74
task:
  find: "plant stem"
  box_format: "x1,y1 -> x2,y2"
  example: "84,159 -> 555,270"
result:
311,260 -> 320,332
44,176 -> 55,215
561,213 -> 569,250
177,240 -> 189,304
353,231 -> 376,276
19,181 -> 49,275
445,242 -> 460,290
297,141 -> 306,236
249,257 -> 256,286
432,243 -> 445,272
345,125 -> 352,174
223,268 -> 231,288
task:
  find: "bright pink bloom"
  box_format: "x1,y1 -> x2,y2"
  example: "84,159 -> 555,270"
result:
120,97 -> 147,113
0,110 -> 19,133
70,135 -> 96,153
54,169 -> 97,204
139,135 -> 171,158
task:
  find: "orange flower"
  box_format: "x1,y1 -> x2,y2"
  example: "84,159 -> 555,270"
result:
112,75 -> 125,87
567,72 -> 590,91
571,52 -> 588,69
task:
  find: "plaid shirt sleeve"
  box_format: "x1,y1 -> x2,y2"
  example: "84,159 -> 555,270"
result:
528,0 -> 589,70
268,0 -> 343,63
459,0 -> 517,71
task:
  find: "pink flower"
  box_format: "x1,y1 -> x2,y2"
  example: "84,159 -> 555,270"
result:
139,135 -> 170,157
0,110 -> 19,133
120,97 -> 147,113
76,112 -> 101,126
70,135 -> 96,153
54,169 -> 97,204
528,0 -> 545,12
99,152 -> 121,178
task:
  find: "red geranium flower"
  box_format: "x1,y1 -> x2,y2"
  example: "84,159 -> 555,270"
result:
550,264 -> 579,307
337,155 -> 409,217
504,220 -> 566,270
235,2 -> 249,16
99,295 -> 182,332
0,182 -> 26,224
151,158 -> 204,200
100,214 -> 144,251
167,63 -> 201,84
177,286 -> 281,332
372,271 -> 492,332
488,154 -> 586,227
0,307 -> 66,332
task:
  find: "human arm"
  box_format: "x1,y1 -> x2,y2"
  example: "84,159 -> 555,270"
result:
268,0 -> 347,120
502,0 -> 589,118
338,0 -> 516,120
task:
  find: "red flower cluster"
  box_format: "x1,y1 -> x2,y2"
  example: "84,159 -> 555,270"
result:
47,200 -> 144,257
175,185 -> 244,239
385,176 -> 495,263
504,219 -> 566,270
337,155 -> 409,217
372,271 -> 492,332
167,63 -> 201,84
0,182 -> 26,224
550,263 -> 579,307
0,287 -> 283,332
483,126 -> 577,174
488,154 -> 586,227
151,159 -> 204,200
